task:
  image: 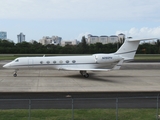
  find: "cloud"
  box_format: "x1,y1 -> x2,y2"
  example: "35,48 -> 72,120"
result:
116,27 -> 160,39
0,0 -> 160,21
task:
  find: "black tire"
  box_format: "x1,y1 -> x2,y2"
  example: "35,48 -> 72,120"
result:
13,74 -> 17,77
83,73 -> 89,78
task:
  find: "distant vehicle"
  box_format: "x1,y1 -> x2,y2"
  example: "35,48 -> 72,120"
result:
3,38 -> 156,78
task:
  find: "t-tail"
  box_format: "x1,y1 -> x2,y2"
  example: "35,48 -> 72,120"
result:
114,38 -> 156,61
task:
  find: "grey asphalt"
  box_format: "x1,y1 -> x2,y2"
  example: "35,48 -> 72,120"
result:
0,61 -> 160,92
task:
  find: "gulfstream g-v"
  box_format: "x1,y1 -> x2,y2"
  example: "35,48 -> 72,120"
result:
3,38 -> 155,78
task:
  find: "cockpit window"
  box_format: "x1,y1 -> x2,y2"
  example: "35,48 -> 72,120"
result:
15,59 -> 19,62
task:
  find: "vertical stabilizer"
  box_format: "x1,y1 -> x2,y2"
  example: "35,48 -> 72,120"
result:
115,40 -> 140,60
114,38 -> 156,60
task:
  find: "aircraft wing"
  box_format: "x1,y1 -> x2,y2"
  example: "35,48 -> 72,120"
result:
59,59 -> 124,71
59,67 -> 111,71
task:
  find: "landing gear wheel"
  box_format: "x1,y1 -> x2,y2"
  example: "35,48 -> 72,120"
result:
83,73 -> 89,78
79,71 -> 89,78
80,71 -> 83,75
13,69 -> 18,77
13,73 -> 17,77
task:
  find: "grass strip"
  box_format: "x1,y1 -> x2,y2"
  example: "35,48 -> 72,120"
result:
0,109 -> 158,120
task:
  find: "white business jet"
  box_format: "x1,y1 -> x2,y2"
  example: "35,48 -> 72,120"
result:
3,38 -> 155,78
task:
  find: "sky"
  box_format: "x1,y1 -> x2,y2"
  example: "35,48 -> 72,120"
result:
0,0 -> 160,43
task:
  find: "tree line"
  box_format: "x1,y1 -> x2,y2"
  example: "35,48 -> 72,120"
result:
0,37 -> 160,54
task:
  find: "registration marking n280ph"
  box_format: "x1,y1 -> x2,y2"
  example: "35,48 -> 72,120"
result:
102,57 -> 112,60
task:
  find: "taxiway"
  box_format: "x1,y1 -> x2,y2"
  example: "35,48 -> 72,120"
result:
0,61 -> 160,92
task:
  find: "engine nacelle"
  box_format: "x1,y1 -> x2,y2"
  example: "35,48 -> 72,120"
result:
94,54 -> 122,63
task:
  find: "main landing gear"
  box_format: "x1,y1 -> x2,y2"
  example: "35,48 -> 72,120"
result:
80,71 -> 89,78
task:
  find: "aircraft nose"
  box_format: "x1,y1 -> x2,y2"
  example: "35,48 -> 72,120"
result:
3,63 -> 10,68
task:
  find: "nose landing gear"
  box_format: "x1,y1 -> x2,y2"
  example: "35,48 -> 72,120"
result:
13,73 -> 17,77
13,70 -> 18,77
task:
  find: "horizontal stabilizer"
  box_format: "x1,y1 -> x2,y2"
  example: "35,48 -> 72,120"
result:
127,38 -> 157,42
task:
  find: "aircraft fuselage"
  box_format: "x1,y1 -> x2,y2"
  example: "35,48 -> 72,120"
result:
3,54 -> 122,70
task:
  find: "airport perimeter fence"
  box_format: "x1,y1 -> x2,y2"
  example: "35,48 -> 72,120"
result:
0,96 -> 160,120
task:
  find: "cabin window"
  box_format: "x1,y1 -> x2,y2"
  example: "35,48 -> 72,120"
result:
53,61 -> 56,64
15,59 -> 19,62
72,60 -> 76,63
66,60 -> 69,63
59,60 -> 63,64
40,61 -> 43,64
47,61 -> 50,64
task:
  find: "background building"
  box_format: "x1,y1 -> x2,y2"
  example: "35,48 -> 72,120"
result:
87,34 -> 99,44
17,33 -> 25,43
99,36 -> 108,44
108,35 -> 118,43
118,33 -> 125,43
38,34 -> 125,46
87,33 -> 125,45
39,36 -> 62,45
61,39 -> 79,46
52,36 -> 62,45
0,31 -> 7,40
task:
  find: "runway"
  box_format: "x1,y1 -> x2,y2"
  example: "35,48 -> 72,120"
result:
0,61 -> 160,92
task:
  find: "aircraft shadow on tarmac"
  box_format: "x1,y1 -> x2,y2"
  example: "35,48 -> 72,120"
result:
64,73 -> 133,83
5,72 -> 135,83
4,75 -> 116,83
